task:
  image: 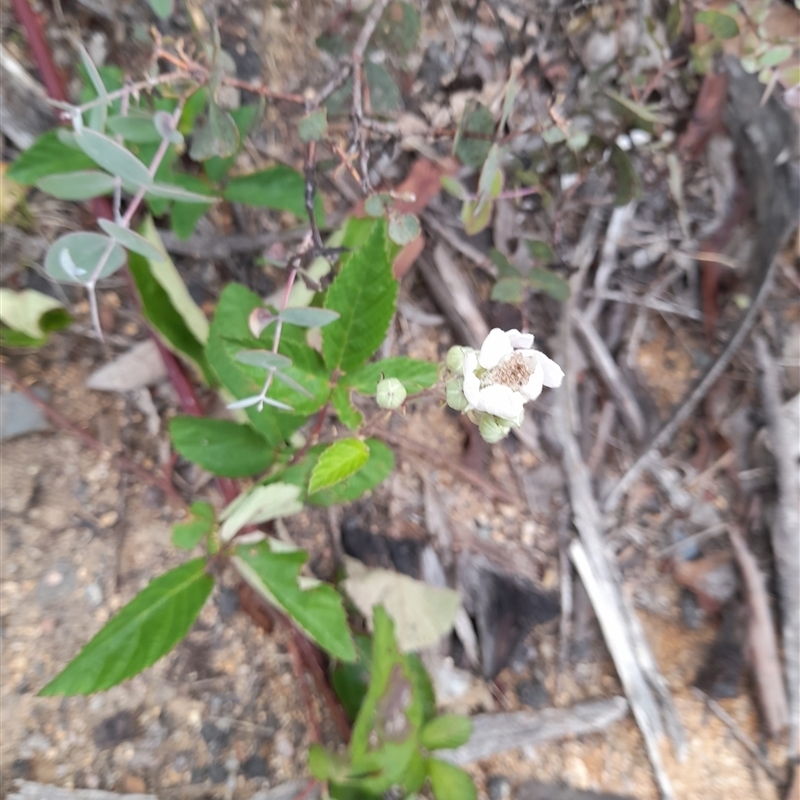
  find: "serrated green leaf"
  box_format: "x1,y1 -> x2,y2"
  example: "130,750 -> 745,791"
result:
427,759 -> 476,800
527,267 -> 570,302
98,219 -> 165,261
525,240 -> 554,262
172,501 -> 215,549
419,715 -> 472,750
8,131 -> 96,184
279,307 -> 340,328
75,129 -> 152,188
39,559 -> 213,695
365,61 -> 403,115
190,100 -> 240,161
234,539 -> 356,661
223,165 -> 322,222
488,248 -> 519,277
695,9 -> 739,38
36,170 -> 116,200
388,212 -> 420,246
342,357 -> 438,396
170,416 -> 274,478
323,219 -> 399,373
453,102 -> 494,168
45,232 -> 126,284
331,386 -> 364,430
309,439 -> 370,495
298,107 -> 328,143
491,277 -> 525,303
220,483 -> 302,541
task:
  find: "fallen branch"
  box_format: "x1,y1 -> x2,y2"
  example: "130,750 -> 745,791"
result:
754,335 -> 800,755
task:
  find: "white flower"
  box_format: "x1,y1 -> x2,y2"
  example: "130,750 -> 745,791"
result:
462,328 -> 564,425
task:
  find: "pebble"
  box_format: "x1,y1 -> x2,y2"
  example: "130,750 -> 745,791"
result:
85,583 -> 103,607
209,762 -> 228,784
486,775 -> 512,800
0,392 -> 49,442
515,678 -> 551,710
273,731 -> 293,758
242,754 -> 269,778
583,31 -> 617,71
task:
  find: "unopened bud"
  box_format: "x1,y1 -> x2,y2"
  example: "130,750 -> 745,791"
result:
376,377 -> 406,410
478,413 -> 512,444
445,376 -> 468,412
446,346 -> 469,373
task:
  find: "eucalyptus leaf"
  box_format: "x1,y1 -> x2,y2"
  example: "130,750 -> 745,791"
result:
278,307 -> 340,328
106,112 -> 161,143
235,350 -> 292,371
45,232 -> 126,284
98,219 -> 165,261
36,171 -> 116,200
147,182 -> 217,203
75,129 -> 152,188
77,42 -> 108,131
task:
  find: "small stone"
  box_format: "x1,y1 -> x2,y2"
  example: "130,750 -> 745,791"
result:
241,754 -> 269,778
486,774 -> 511,800
0,392 -> 49,441
43,570 -> 64,587
191,766 -> 209,784
273,731 -> 293,758
120,774 -> 146,793
209,762 -> 228,784
98,510 -> 119,528
85,583 -> 103,607
583,31 -> 617,71
515,678 -> 551,710
93,710 -> 138,750
201,721 -> 231,755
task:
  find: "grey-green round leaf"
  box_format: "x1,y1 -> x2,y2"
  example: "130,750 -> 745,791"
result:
45,232 -> 126,284
36,170 -> 116,200
298,108 -> 328,143
75,129 -> 152,188
235,350 -> 293,370
388,213 -> 421,246
364,193 -> 391,217
98,219 -> 165,262
278,307 -> 340,328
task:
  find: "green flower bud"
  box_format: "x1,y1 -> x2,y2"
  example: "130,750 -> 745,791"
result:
445,376 -> 469,411
376,377 -> 407,409
478,413 -> 512,444
445,346 -> 469,373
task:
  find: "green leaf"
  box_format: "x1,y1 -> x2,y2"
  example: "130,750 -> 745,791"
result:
491,277 -> 525,303
8,131 -> 96,184
375,1 -> 421,56
364,193 -> 391,217
419,715 -> 472,751
610,144 -> 641,206
695,9 -> 739,39
332,633 -> 373,720
172,501 -> 215,549
106,112 -> 161,143
453,102 -> 494,168
220,483 -> 303,541
75,129 -> 152,188
388,213 -> 420,246
36,170 -> 116,200
759,45 -> 793,69
127,249 -> 213,384
323,219 -> 399,373
349,606 -> 422,791
331,386 -> 364,430
98,219 -> 165,261
0,288 -> 70,347
77,42 -> 108,131
526,267 -> 571,302
223,165 -> 321,221
190,100 -> 240,161
461,196 -> 492,235
170,416 -> 274,477
204,104 -> 260,183
298,107 -> 328,143
440,176 -> 467,200
427,759 -> 476,800
207,285 -> 328,445
309,745 -> 349,782
234,539 -> 356,661
278,307 -> 340,328
147,0 -> 174,19
309,439 -> 370,495
342,357 -> 438,396
488,248 -> 520,277
39,559 -> 213,695
477,143 -> 503,199
45,232 -> 126,284
147,182 -> 218,203
525,240 -> 554,262
365,61 -> 403,115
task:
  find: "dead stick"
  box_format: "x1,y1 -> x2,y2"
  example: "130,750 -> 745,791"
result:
692,688 -> 784,783
603,257 -> 778,514
2,367 -> 185,505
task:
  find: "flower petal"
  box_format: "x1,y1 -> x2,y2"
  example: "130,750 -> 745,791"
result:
462,350 -> 482,407
520,360 -> 544,401
536,351 -> 565,387
473,384 -> 524,422
506,329 -> 534,349
478,328 -> 513,369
